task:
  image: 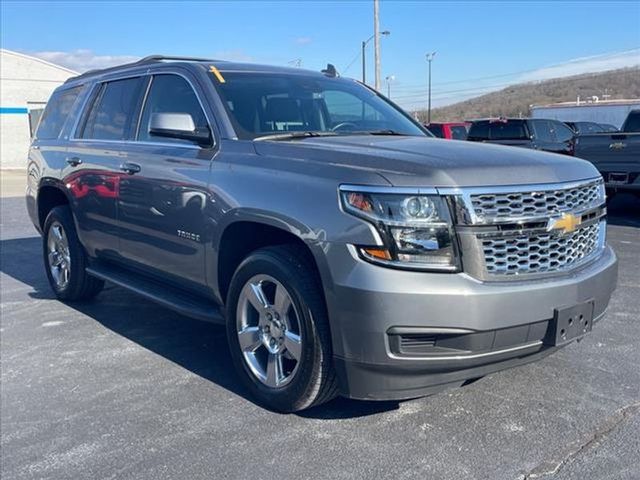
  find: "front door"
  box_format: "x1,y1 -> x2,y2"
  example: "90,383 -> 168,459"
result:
116,72 -> 215,288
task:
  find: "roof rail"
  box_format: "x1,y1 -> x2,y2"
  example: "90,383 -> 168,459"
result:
65,54 -> 220,83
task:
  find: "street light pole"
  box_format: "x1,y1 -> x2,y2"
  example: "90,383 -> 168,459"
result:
385,75 -> 395,99
426,51 -> 437,124
361,31 -> 390,85
361,40 -> 367,84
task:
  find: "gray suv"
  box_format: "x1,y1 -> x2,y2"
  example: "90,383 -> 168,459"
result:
27,56 -> 618,412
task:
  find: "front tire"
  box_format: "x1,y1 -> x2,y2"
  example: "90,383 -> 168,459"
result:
226,245 -> 337,412
43,206 -> 104,301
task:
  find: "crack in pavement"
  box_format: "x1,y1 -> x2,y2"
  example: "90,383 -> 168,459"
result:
520,401 -> 640,479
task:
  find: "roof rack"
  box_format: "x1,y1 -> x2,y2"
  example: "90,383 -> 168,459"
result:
65,54 -> 220,83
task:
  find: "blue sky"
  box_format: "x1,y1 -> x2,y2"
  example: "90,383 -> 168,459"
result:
2,1 -> 639,109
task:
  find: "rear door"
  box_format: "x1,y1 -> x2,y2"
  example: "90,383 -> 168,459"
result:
29,85 -> 84,220
115,71 -> 216,289
63,76 -> 147,259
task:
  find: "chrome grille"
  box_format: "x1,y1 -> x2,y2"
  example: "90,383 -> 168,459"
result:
470,180 -> 602,222
482,222 -> 602,275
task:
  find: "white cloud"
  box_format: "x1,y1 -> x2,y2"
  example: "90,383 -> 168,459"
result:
27,48 -> 255,72
29,49 -> 140,72
294,36 -> 312,45
519,48 -> 640,83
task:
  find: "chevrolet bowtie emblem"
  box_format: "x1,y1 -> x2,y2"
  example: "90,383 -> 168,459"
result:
547,213 -> 580,234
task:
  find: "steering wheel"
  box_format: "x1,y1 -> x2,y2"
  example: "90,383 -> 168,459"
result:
331,122 -> 359,132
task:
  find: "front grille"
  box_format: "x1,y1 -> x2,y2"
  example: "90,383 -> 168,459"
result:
482,222 -> 601,275
470,180 -> 602,222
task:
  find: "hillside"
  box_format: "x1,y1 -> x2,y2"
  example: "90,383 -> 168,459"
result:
417,67 -> 640,122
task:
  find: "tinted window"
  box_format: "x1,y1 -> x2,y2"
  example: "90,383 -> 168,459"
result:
138,74 -> 209,143
468,121 -> 528,141
623,111 -> 640,132
82,77 -> 144,140
36,87 -> 82,140
428,125 -> 444,137
467,121 -> 489,140
552,121 -> 574,142
531,120 -> 554,142
212,72 -> 425,139
573,122 -> 604,134
450,125 -> 468,140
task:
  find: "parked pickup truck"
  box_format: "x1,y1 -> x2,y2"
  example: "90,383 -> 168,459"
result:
27,56 -> 617,412
574,110 -> 640,195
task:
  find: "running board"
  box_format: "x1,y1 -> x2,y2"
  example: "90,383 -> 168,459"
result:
86,263 -> 225,325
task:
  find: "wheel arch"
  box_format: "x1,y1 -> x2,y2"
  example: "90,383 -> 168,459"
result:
214,215 -> 332,308
37,180 -> 72,230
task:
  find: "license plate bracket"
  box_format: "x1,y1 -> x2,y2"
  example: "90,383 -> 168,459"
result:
608,172 -> 629,184
546,301 -> 595,346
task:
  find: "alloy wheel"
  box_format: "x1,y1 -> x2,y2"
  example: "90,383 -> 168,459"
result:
236,274 -> 303,388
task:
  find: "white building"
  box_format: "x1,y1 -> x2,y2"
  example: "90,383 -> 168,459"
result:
531,99 -> 640,129
1,49 -> 77,169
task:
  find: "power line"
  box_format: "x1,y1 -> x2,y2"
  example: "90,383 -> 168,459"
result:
341,49 -> 362,75
391,81 -> 516,100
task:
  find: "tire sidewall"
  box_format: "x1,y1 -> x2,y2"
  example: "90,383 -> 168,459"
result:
43,206 -> 85,300
226,250 -> 324,412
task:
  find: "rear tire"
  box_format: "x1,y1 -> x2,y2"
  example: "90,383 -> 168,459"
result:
43,206 -> 104,301
226,245 -> 337,412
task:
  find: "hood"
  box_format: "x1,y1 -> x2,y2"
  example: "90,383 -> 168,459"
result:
253,135 -> 600,187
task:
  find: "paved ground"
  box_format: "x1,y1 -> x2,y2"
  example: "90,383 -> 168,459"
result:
1,191 -> 639,480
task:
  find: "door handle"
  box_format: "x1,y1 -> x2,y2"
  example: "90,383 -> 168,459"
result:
120,162 -> 141,175
65,156 -> 82,167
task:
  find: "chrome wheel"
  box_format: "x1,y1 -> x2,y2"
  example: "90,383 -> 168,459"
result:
47,221 -> 71,290
236,274 -> 303,388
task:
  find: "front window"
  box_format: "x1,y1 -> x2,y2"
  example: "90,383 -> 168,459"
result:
210,71 -> 426,139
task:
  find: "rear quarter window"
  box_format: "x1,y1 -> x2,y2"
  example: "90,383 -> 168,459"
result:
35,86 -> 82,140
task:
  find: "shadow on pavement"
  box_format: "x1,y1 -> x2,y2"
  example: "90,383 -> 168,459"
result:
0,235 -> 399,419
606,193 -> 640,227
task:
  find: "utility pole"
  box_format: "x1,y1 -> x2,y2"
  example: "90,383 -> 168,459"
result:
373,0 -> 381,91
426,51 -> 436,124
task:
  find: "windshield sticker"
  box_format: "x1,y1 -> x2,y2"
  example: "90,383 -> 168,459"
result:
209,66 -> 226,83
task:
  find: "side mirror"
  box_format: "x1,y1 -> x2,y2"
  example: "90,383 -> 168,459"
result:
148,112 -> 212,147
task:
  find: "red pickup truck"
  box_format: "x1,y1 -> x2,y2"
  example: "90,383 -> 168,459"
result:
425,122 -> 470,140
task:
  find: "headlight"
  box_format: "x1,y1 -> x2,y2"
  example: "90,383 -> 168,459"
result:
340,187 -> 459,271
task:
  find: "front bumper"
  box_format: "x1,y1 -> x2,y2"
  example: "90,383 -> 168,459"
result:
323,244 -> 618,401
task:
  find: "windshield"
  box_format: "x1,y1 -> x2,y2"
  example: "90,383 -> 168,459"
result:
210,71 -> 427,140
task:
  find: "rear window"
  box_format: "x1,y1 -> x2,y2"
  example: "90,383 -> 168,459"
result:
36,86 -> 82,140
623,111 -> 640,132
468,120 -> 528,141
81,77 -> 145,140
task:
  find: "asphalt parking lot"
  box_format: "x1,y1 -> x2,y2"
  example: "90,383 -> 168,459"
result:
1,184 -> 639,480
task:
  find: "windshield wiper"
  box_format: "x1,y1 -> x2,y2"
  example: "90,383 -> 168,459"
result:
254,131 -> 339,141
365,129 -> 408,136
